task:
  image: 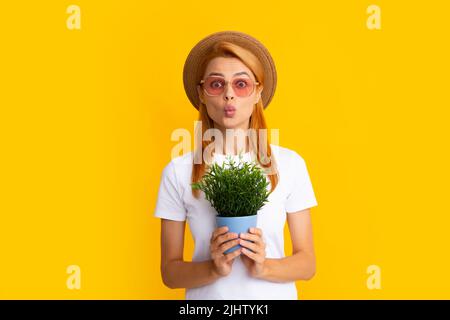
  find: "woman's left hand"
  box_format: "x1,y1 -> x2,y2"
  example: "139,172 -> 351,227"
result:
239,227 -> 266,278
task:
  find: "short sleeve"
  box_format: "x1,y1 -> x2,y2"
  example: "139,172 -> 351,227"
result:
285,151 -> 318,213
153,161 -> 187,221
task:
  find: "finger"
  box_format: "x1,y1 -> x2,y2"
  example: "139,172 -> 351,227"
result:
219,238 -> 241,254
249,227 -> 263,237
211,226 -> 229,243
211,231 -> 232,252
239,239 -> 261,253
212,226 -> 229,240
241,247 -> 263,262
240,232 -> 262,244
217,232 -> 238,245
225,248 -> 242,262
212,233 -> 236,253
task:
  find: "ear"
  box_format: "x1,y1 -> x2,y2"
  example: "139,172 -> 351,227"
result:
197,85 -> 204,104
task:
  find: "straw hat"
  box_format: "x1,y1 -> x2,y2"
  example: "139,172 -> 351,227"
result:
183,30 -> 277,110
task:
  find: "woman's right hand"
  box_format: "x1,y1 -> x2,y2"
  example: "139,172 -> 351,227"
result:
210,226 -> 242,277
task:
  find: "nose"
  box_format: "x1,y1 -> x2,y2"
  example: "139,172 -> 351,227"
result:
224,82 -> 235,101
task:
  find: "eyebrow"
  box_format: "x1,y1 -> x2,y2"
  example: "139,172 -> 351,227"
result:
207,71 -> 251,78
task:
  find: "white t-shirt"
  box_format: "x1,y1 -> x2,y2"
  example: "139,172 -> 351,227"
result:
153,144 -> 318,300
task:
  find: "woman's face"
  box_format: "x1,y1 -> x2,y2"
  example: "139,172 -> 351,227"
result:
197,57 -> 263,131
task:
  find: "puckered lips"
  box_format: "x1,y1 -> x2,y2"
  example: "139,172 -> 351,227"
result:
224,104 -> 236,118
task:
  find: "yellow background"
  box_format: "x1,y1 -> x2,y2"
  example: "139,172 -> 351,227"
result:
1,0 -> 449,299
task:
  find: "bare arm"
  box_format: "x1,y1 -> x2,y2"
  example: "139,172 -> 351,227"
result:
160,219 -> 221,289
259,208 -> 316,282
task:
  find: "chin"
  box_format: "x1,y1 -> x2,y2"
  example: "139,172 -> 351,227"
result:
221,118 -> 240,127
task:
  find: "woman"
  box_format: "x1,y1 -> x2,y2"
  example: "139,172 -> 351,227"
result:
154,31 -> 318,300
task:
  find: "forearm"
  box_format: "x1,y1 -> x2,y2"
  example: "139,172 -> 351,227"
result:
259,251 -> 316,283
162,259 -> 221,289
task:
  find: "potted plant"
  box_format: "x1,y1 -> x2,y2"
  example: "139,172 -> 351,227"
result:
191,153 -> 271,254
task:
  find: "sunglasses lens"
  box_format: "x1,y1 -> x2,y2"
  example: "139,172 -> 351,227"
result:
232,78 -> 254,97
203,77 -> 256,97
204,77 -> 225,95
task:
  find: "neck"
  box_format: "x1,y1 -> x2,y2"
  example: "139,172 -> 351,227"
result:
213,123 -> 251,156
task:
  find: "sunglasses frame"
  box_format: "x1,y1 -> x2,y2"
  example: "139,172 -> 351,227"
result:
199,76 -> 260,97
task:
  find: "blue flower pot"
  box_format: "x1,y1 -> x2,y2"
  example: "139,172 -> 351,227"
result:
216,215 -> 257,254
